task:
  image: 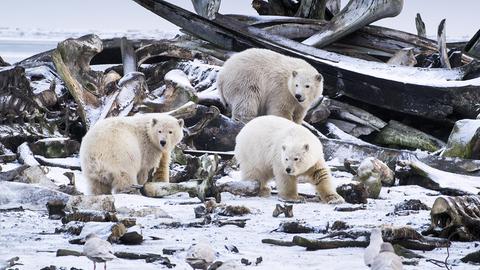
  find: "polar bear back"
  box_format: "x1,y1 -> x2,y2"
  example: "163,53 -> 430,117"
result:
218,48 -> 323,123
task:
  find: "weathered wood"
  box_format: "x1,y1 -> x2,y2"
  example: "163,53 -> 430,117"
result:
134,0 -> 480,121
121,37 -> 137,74
293,236 -> 369,250
262,238 -> 296,246
191,0 -> 221,19
415,13 -> 426,38
437,19 -> 451,69
396,159 -> 480,195
465,29 -> 480,59
295,0 -> 327,20
302,0 -> 404,47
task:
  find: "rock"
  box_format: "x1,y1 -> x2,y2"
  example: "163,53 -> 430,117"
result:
216,205 -> 250,217
71,222 -> 126,244
29,138 -> 80,158
394,199 -> 430,213
336,183 -> 368,204
55,221 -> 84,235
331,220 -> 350,231
14,165 -> 57,189
46,199 -> 66,220
0,181 -> 69,207
162,247 -> 185,255
186,242 -> 216,269
116,206 -> 171,218
119,225 -> 143,245
61,210 -> 118,224
272,204 -> 293,218
66,195 -> 116,213
442,119 -> 480,159
0,142 -> 16,163
354,157 -> 393,198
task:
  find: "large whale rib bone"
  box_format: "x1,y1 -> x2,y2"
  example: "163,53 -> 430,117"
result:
191,0 -> 221,19
302,0 -> 404,48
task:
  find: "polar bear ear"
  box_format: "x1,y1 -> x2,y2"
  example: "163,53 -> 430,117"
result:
303,144 -> 309,152
178,119 -> 184,128
292,70 -> 298,77
282,145 -> 286,151
315,73 -> 323,82
151,118 -> 158,126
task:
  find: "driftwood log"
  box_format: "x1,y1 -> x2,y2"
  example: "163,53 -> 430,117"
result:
135,0 -> 480,123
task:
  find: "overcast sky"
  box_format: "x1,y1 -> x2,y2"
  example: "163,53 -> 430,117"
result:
0,0 -> 478,38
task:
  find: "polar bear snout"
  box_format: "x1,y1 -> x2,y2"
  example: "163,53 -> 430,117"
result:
285,167 -> 292,174
294,94 -> 305,102
160,140 -> 167,147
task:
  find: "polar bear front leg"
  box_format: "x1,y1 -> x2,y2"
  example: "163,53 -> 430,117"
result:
153,151 -> 171,182
112,171 -> 138,194
292,107 -> 307,124
308,161 -> 345,204
273,167 -> 302,201
266,106 -> 294,122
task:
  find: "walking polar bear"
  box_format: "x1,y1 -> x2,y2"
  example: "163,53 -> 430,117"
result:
217,48 -> 324,124
80,114 -> 184,195
234,115 -> 344,204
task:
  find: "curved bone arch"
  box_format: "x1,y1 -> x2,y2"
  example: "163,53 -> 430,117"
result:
302,0 -> 404,48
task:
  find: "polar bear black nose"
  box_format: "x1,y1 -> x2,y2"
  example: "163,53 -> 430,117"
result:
160,140 -> 166,146
295,94 -> 302,99
286,168 -> 291,173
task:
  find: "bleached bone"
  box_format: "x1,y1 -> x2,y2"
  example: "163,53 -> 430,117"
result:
191,0 -> 221,20
302,0 -> 404,47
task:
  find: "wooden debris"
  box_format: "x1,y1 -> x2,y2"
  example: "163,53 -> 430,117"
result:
302,0 -> 404,47
437,19 -> 451,69
396,159 -> 480,196
293,236 -> 368,250
415,13 -> 426,38
274,221 -> 325,234
272,204 -> 294,218
387,48 -> 417,66
191,0 -> 221,19
261,238 -> 296,247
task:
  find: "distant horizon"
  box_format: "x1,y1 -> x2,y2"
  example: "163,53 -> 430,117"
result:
0,0 -> 479,39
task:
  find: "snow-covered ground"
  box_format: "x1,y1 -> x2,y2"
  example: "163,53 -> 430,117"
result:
1,161 -> 478,270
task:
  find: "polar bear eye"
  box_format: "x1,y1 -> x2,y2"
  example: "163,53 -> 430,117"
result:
285,158 -> 288,161
158,130 -> 162,133
295,84 -> 298,87
305,85 -> 310,88
169,131 -> 173,134
294,158 -> 299,161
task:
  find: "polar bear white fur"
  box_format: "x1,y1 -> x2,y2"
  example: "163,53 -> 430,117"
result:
217,48 -> 324,124
80,114 -> 184,195
234,115 -> 344,203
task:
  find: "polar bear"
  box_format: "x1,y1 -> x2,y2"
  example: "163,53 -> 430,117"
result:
80,114 -> 184,195
234,115 -> 344,203
217,48 -> 323,124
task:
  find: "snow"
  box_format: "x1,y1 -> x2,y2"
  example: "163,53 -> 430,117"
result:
164,69 -> 194,91
0,165 -> 479,269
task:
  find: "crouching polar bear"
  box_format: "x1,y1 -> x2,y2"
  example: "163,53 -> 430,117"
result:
235,115 -> 344,203
80,114 -> 184,195
217,48 -> 324,124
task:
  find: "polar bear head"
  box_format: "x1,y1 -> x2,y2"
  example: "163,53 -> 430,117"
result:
280,141 -> 317,176
148,115 -> 184,151
287,69 -> 323,106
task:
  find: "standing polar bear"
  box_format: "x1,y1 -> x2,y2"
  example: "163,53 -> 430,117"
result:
80,114 -> 184,195
217,48 -> 324,124
235,115 -> 344,204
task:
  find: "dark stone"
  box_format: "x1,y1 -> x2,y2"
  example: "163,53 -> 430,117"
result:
336,183 -> 368,204
46,200 -> 66,220
119,231 -> 143,245
331,220 -> 350,231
